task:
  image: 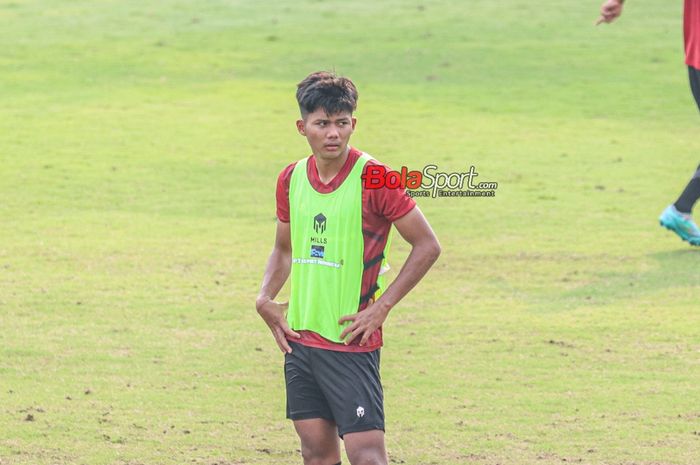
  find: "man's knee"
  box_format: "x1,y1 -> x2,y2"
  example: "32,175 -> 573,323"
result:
300,444 -> 340,465
294,418 -> 340,465
344,429 -> 387,465
346,449 -> 387,465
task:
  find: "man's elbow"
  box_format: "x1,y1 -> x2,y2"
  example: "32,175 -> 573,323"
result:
424,237 -> 441,264
273,242 -> 292,258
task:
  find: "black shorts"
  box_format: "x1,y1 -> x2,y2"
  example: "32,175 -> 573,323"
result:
690,66 -> 700,113
284,341 -> 385,438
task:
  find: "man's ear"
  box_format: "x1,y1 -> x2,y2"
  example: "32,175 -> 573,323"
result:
351,116 -> 357,130
296,119 -> 306,136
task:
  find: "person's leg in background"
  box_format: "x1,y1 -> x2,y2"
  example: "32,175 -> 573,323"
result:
659,66 -> 700,246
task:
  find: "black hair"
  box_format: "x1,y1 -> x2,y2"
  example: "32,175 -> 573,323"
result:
296,71 -> 358,118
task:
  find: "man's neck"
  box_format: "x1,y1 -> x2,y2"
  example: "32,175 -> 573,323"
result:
314,146 -> 350,184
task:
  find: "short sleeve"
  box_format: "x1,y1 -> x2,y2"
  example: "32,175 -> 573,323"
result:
276,162 -> 297,223
365,161 -> 417,221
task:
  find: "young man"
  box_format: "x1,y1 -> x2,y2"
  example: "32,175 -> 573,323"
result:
598,0 -> 700,246
255,71 -> 441,465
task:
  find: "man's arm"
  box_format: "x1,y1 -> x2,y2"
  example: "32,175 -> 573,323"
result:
339,206 -> 441,346
255,220 -> 301,354
597,0 -> 625,25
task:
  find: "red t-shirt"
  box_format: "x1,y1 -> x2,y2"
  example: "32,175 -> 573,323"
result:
276,147 -> 416,352
685,0 -> 700,69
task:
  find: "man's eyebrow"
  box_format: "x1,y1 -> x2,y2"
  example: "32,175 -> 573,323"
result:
311,116 -> 350,123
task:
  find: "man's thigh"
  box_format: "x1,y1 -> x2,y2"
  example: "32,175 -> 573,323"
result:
285,341 -> 335,421
312,347 -> 385,439
689,65 -> 700,113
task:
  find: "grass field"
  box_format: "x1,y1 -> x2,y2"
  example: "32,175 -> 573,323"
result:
1,1 -> 700,464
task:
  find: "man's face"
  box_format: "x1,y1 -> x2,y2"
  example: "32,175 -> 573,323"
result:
296,109 -> 356,161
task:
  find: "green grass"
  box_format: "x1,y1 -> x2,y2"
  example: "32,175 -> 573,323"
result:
1,0 -> 700,464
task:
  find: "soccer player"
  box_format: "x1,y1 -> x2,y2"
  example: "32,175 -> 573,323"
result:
255,71 -> 441,465
598,0 -> 700,246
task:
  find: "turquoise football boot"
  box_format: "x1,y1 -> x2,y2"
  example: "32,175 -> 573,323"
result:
659,205 -> 700,246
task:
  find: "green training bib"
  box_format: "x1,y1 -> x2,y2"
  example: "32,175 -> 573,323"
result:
287,153 -> 371,343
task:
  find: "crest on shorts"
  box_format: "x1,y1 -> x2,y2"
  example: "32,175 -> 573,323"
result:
356,406 -> 365,418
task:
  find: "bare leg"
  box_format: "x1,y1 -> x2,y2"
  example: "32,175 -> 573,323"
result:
343,429 -> 387,465
293,418 -> 342,465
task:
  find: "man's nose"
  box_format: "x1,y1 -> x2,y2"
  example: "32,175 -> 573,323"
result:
326,126 -> 339,139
